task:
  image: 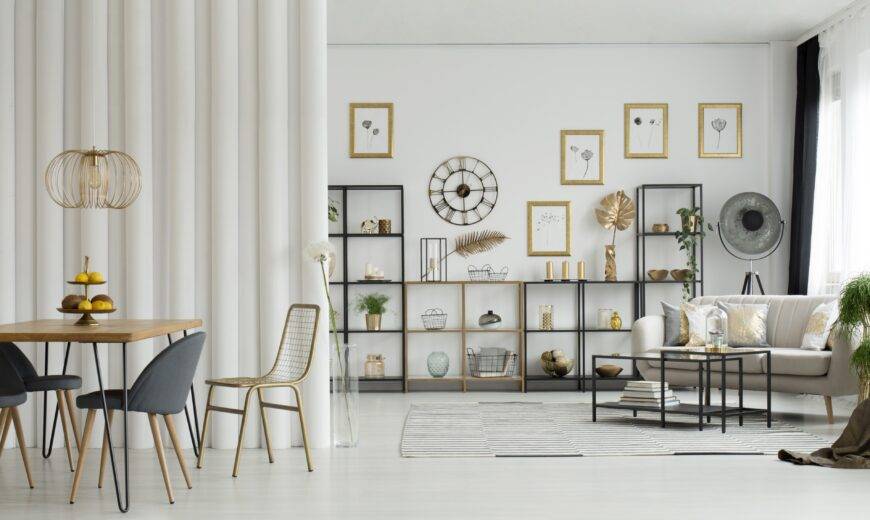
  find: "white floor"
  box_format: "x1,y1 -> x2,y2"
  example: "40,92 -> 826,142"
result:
0,390 -> 867,519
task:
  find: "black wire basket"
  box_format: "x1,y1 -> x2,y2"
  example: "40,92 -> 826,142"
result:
421,308 -> 447,330
466,348 -> 517,378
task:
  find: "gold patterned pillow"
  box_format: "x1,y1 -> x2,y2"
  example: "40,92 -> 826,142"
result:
681,303 -> 716,346
717,302 -> 770,348
801,301 -> 838,351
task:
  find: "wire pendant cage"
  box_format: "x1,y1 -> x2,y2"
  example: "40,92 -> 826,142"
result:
44,148 -> 141,209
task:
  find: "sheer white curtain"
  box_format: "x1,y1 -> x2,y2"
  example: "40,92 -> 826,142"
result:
809,8 -> 870,295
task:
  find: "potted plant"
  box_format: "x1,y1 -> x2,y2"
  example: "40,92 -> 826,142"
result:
675,207 -> 712,301
355,293 -> 389,331
835,275 -> 870,402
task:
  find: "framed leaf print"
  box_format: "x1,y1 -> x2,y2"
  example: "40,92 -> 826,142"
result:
527,201 -> 571,256
349,102 -> 394,158
624,103 -> 668,158
561,130 -> 604,185
698,103 -> 742,158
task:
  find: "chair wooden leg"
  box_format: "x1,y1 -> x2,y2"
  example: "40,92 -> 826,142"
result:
257,387 -> 274,463
70,409 -> 96,503
148,413 -> 175,504
232,388 -> 256,478
196,385 -> 215,469
10,407 -> 34,489
164,414 -> 192,489
0,408 -> 10,460
64,390 -> 81,450
56,390 -> 74,472
824,395 -> 834,424
291,386 -> 314,472
98,410 -> 115,488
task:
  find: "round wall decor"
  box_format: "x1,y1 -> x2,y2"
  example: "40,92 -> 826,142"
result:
428,156 -> 498,226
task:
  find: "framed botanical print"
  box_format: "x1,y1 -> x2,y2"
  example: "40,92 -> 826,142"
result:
349,102 -> 394,158
698,103 -> 742,158
624,103 -> 668,158
527,201 -> 571,256
561,130 -> 604,185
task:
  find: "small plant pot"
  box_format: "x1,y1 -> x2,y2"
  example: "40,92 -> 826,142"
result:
365,314 -> 382,331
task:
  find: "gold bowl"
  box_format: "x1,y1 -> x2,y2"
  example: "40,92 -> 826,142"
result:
595,365 -> 623,378
651,223 -> 670,233
670,269 -> 691,282
647,269 -> 668,281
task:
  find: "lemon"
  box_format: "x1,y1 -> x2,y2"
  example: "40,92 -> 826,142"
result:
88,271 -> 105,283
74,272 -> 89,283
78,300 -> 92,311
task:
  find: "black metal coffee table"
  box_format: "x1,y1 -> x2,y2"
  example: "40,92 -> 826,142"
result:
592,347 -> 771,432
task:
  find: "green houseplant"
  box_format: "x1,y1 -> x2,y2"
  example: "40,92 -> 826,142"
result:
354,293 -> 389,331
675,207 -> 712,301
835,275 -> 870,402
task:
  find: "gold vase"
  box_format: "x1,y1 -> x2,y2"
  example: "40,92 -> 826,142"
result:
860,376 -> 870,403
365,314 -> 382,331
610,311 -> 622,330
604,245 -> 617,281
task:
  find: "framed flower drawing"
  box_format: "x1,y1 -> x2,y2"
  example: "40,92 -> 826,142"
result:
349,102 -> 394,158
561,130 -> 604,185
698,103 -> 742,158
527,201 -> 571,256
624,103 -> 668,158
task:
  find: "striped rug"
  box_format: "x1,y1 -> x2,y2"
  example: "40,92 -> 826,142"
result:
400,402 -> 828,457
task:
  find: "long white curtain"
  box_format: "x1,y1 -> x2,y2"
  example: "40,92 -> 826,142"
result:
808,8 -> 870,295
0,0 -> 329,450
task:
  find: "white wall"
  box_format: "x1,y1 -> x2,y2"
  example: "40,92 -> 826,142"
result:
327,43 -> 795,377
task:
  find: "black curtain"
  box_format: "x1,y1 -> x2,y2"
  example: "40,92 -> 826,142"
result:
788,36 -> 821,295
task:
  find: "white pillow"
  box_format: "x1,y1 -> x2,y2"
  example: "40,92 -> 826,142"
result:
801,301 -> 838,351
681,303 -> 715,346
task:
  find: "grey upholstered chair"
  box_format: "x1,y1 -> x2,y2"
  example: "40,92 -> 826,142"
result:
0,342 -> 81,471
197,304 -> 319,477
69,331 -> 205,505
0,349 -> 34,489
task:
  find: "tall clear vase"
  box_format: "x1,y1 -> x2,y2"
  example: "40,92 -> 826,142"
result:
331,343 -> 359,447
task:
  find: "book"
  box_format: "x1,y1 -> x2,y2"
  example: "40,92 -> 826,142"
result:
625,381 -> 668,389
619,397 -> 680,406
621,389 -> 675,399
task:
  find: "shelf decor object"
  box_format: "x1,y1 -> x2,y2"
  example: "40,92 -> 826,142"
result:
349,102 -> 394,158
420,237 -> 447,281
528,201 -> 571,256
364,354 -> 386,379
595,190 -> 636,281
478,310 -> 502,329
610,311 -> 623,331
427,351 -> 450,378
378,218 -> 392,234
421,308 -> 447,330
428,156 -> 499,225
545,261 -> 554,281
539,305 -> 553,331
58,256 -> 116,326
540,350 -> 574,378
577,260 -> 586,280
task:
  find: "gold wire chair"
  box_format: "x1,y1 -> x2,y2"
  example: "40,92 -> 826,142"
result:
196,304 -> 320,477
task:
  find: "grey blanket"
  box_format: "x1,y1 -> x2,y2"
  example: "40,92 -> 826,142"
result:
778,399 -> 870,469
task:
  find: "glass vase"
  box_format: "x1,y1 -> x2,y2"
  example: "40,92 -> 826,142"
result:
331,343 -> 359,448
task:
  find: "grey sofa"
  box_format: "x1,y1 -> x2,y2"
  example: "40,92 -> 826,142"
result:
631,295 -> 859,423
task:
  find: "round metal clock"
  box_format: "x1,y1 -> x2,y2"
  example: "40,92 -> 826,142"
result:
428,156 -> 498,226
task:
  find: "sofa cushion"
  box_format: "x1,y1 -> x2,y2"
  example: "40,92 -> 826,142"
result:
642,347 -> 765,374
762,348 -> 831,376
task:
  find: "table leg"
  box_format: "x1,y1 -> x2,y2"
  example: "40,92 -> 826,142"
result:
705,358 -> 711,423
92,342 -> 130,513
591,356 -> 596,422
698,361 -> 703,431
170,331 -> 201,458
660,352 -> 665,428
766,351 -> 772,428
42,341 -> 72,459
720,358 -> 726,433
738,358 -> 744,426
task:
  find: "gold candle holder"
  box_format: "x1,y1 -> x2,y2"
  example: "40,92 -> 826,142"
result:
545,261 -> 554,281
561,261 -> 570,280
577,260 -> 586,280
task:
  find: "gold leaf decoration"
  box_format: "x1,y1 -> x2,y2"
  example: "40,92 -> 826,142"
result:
453,230 -> 509,258
594,190 -> 636,231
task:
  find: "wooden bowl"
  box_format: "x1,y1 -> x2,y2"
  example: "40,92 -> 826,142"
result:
595,364 -> 623,378
670,269 -> 691,282
651,223 -> 670,233
647,269 -> 668,281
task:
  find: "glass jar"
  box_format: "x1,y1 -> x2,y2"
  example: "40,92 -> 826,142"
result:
364,354 -> 385,379
598,308 -> 615,329
539,305 -> 554,331
705,307 -> 728,349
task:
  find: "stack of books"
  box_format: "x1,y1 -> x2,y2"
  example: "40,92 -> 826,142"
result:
619,381 -> 679,407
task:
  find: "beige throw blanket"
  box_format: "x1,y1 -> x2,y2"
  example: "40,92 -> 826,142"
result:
778,399 -> 870,469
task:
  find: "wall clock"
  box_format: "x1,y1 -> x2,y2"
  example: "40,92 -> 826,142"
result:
428,156 -> 498,226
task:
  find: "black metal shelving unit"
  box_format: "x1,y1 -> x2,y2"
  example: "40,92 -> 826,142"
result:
635,183 -> 705,315
523,279 -> 639,392
328,184 -> 405,392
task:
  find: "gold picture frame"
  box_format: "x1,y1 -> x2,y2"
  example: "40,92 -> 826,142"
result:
624,103 -> 668,158
560,130 -> 604,185
349,102 -> 394,158
698,103 -> 742,158
527,201 -> 572,256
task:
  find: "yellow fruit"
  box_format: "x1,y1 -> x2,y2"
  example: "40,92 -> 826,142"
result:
74,272 -> 89,283
77,300 -> 92,311
92,294 -> 114,309
88,271 -> 105,283
92,301 -> 106,310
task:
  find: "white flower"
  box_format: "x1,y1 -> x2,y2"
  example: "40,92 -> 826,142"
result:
304,241 -> 335,263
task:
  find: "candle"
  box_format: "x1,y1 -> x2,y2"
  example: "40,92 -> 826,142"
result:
561,261 -> 570,280
577,260 -> 586,280
428,258 -> 436,270
365,263 -> 373,276
545,261 -> 554,280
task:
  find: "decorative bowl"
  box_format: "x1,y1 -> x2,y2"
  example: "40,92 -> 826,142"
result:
651,223 -> 670,233
540,350 -> 574,377
647,269 -> 668,281
670,269 -> 691,282
595,364 -> 623,378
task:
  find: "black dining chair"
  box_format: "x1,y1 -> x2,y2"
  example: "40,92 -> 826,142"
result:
0,342 -> 81,471
0,348 -> 34,489
69,331 -> 205,505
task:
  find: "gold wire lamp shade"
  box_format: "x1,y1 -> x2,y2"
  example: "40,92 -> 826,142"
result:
44,148 -> 141,209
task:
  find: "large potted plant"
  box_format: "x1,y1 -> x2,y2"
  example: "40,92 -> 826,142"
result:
835,275 -> 870,402
355,293 -> 389,331
675,207 -> 711,301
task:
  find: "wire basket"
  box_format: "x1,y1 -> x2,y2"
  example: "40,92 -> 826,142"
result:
488,266 -> 509,281
466,348 -> 518,378
467,264 -> 493,282
421,308 -> 447,330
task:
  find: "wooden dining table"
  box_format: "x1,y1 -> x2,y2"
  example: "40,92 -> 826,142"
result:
0,318 -> 203,513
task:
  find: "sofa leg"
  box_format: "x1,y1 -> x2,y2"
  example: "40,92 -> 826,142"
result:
823,396 -> 834,424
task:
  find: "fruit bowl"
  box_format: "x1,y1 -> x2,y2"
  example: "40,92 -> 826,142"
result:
56,307 -> 116,326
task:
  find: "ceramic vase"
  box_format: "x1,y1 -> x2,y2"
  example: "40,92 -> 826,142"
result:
427,351 -> 450,378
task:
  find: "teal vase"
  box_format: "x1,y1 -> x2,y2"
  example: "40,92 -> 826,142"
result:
427,351 -> 450,378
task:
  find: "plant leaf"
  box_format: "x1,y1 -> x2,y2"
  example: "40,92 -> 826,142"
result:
453,230 -> 509,258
